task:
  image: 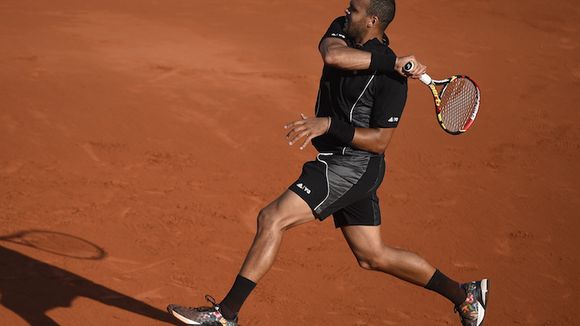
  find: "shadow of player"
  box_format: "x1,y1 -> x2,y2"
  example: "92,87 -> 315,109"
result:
0,243 -> 176,325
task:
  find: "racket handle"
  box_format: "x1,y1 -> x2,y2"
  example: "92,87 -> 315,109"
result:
402,61 -> 432,85
403,61 -> 414,72
418,74 -> 432,85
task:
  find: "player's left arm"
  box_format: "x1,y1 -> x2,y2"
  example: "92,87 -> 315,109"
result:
284,116 -> 394,154
285,75 -> 407,154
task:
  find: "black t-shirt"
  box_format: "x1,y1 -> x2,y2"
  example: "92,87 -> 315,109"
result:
312,17 -> 408,156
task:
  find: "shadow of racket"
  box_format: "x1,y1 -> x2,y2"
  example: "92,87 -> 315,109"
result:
0,230 -> 106,260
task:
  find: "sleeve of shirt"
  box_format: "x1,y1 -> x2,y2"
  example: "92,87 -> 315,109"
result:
318,16 -> 349,48
371,67 -> 408,128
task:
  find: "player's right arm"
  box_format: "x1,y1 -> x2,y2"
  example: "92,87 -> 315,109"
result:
318,17 -> 426,77
320,38 -> 425,78
319,37 -> 375,71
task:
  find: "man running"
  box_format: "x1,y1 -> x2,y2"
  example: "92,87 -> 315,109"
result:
167,1 -> 489,325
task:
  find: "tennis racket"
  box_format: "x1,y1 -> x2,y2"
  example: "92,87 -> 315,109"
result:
404,62 -> 480,135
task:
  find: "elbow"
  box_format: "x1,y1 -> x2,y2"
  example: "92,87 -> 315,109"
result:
370,138 -> 389,154
322,49 -> 338,66
359,142 -> 387,155
371,144 -> 387,155
371,129 -> 393,154
352,128 -> 392,154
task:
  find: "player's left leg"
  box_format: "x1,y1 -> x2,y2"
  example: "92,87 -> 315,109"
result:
167,190 -> 316,325
340,224 -> 489,325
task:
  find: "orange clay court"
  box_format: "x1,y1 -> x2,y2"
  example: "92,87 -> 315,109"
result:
1,0 -> 579,325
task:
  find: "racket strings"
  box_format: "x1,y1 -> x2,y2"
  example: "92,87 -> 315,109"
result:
439,78 -> 479,132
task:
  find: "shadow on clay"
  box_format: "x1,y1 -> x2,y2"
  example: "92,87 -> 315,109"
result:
0,229 -> 177,325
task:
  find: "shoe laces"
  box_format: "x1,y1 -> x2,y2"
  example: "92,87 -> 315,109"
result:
205,295 -> 219,309
206,294 -> 237,323
188,295 -> 220,313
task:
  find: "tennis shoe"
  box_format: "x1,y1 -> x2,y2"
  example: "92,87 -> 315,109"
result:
455,279 -> 489,326
167,295 -> 238,325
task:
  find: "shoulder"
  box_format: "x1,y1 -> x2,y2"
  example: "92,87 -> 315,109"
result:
330,16 -> 346,27
320,16 -> 352,48
324,16 -> 348,40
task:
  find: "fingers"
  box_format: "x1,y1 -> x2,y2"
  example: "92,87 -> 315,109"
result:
285,114 -> 309,140
286,125 -> 307,139
395,56 -> 406,77
284,115 -> 324,150
288,129 -> 310,146
300,134 -> 314,150
284,113 -> 309,129
396,55 -> 428,79
404,55 -> 416,70
284,119 -> 306,130
409,63 -> 427,79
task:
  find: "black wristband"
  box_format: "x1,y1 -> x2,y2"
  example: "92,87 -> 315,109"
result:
327,118 -> 355,144
369,51 -> 396,73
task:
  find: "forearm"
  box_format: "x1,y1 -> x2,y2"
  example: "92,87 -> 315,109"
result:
327,118 -> 394,154
351,128 -> 394,154
325,48 -> 395,73
323,46 -> 372,70
320,39 -> 395,73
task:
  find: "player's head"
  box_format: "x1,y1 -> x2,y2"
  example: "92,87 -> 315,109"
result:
367,0 -> 396,30
344,0 -> 396,40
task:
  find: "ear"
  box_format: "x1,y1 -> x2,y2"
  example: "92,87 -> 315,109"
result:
367,16 -> 379,28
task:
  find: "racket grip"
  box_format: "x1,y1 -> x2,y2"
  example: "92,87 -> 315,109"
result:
419,74 -> 432,85
403,60 -> 432,85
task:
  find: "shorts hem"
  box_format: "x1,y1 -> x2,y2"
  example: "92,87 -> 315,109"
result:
334,221 -> 382,229
287,186 -> 329,221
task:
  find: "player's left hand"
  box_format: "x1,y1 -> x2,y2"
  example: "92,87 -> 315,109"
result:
284,113 -> 330,150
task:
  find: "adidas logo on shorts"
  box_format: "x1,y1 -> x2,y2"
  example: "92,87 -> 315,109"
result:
296,183 -> 311,194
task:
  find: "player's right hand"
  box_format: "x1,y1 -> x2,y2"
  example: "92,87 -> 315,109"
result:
395,55 -> 427,78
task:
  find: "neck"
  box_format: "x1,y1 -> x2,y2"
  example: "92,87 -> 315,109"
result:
355,29 -> 384,46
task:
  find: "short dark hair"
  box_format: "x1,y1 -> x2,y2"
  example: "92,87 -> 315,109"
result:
367,0 -> 396,30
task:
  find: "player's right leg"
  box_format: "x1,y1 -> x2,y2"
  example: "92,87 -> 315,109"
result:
167,190 -> 315,325
340,224 -> 489,326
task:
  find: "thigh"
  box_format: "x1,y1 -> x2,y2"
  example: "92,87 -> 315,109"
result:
261,190 -> 316,229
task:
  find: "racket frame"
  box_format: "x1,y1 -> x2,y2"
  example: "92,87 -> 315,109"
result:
423,74 -> 481,135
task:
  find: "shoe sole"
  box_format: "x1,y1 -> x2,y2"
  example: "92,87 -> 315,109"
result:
478,279 -> 490,326
167,306 -> 202,325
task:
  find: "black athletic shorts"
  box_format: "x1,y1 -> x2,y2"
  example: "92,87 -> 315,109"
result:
288,153 -> 386,228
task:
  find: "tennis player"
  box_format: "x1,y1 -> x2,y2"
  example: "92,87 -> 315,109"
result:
167,0 -> 488,325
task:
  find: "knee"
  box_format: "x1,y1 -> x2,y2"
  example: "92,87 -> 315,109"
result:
357,256 -> 381,271
356,249 -> 388,271
256,206 -> 282,233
